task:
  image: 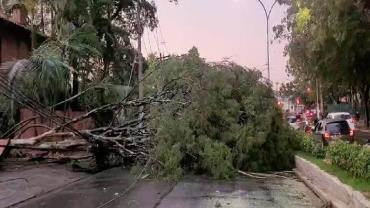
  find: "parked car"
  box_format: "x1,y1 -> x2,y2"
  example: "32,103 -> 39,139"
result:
312,119 -> 354,146
326,112 -> 355,129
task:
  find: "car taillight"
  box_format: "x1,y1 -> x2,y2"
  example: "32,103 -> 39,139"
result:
324,132 -> 331,140
350,129 -> 354,137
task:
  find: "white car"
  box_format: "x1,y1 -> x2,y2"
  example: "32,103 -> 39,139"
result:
287,116 -> 300,130
326,112 -> 355,129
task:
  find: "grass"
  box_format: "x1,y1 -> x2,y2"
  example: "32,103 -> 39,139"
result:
297,151 -> 370,195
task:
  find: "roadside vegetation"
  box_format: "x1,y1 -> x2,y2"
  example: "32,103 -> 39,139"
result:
298,134 -> 370,193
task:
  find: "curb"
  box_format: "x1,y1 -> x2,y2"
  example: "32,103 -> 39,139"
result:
294,169 -> 331,208
295,155 -> 370,208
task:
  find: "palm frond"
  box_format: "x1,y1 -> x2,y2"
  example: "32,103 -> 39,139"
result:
66,24 -> 102,56
0,0 -> 22,10
6,59 -> 33,84
98,83 -> 132,103
30,41 -> 70,102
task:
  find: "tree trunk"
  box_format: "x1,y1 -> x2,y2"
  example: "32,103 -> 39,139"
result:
51,7 -> 55,36
31,13 -> 37,50
41,0 -> 45,34
71,71 -> 79,109
364,86 -> 370,127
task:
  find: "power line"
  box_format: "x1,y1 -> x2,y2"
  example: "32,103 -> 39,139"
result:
145,28 -> 154,54
152,29 -> 162,56
142,37 -> 149,57
157,22 -> 169,55
0,74 -> 90,140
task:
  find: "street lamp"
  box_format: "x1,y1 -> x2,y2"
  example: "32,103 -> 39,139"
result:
256,0 -> 278,82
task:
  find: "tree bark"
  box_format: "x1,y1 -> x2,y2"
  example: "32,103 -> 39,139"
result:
41,0 -> 45,34
31,13 -> 37,50
364,85 -> 370,127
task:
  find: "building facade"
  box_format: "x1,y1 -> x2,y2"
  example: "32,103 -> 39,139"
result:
0,6 -> 32,64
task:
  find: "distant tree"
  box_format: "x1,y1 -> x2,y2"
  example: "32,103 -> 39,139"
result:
276,0 -> 370,126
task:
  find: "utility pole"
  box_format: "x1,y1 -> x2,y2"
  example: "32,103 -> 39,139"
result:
136,0 -> 145,124
316,79 -> 320,120
256,0 -> 278,82
136,1 -> 144,101
319,81 -> 324,118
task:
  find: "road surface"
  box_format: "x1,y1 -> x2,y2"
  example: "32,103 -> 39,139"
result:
6,167 -> 324,208
356,129 -> 370,144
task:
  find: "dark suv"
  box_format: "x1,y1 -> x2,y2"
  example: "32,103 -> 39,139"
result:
312,119 -> 354,146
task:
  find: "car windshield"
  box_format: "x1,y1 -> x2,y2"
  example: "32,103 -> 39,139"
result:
333,114 -> 351,120
326,122 -> 350,134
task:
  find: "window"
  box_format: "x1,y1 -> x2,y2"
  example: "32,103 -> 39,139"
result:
326,122 -> 350,134
334,114 -> 351,120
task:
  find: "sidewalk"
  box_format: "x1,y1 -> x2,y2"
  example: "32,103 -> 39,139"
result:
356,121 -> 369,131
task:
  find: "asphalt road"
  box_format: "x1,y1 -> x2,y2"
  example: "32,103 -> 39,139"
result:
12,168 -> 324,208
0,163 -> 88,208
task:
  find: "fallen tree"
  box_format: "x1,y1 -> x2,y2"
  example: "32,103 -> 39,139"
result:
3,49 -> 300,179
4,86 -> 188,169
145,48 -> 300,179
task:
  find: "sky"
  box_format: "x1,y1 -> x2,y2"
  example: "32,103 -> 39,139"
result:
143,0 -> 291,84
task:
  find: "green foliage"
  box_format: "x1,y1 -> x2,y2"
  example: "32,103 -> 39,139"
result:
353,148 -> 370,179
201,141 -> 235,179
299,133 -> 315,153
277,0 -> 370,111
298,133 -> 326,158
298,152 -> 370,193
326,141 -> 370,179
2,0 -> 159,109
299,134 -> 370,179
296,7 -> 311,32
154,143 -> 183,180
0,95 -> 16,135
148,48 -> 300,179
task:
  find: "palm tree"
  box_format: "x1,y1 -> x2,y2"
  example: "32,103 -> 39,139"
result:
0,0 -> 157,118
2,23 -> 101,107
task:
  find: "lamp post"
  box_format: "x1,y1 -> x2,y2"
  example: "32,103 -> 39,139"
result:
256,0 -> 278,82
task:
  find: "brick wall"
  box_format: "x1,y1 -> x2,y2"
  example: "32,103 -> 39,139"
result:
16,108 -> 95,139
9,6 -> 27,26
0,31 -> 31,63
